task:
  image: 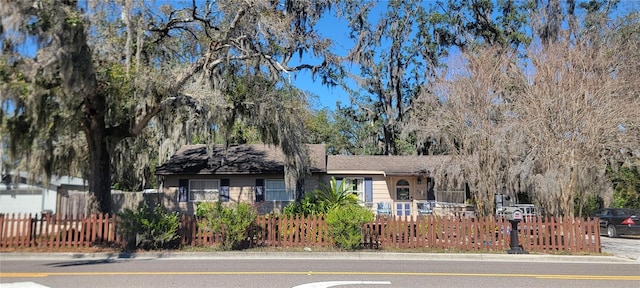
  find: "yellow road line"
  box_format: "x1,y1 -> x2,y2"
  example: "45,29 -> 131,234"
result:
1,271 -> 639,281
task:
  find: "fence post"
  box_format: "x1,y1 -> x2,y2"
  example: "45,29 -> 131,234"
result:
294,214 -> 300,247
0,213 -> 4,248
320,215 -> 328,247
593,217 -> 601,253
575,218 -> 583,252
29,214 -> 37,247
179,214 -> 187,246
308,215 -> 316,247
20,213 -> 29,247
96,213 -> 104,246
109,213 -> 118,246
409,216 -> 418,248
300,215 -> 307,248
88,214 -> 95,246
46,212 -> 54,248
562,217 -> 571,252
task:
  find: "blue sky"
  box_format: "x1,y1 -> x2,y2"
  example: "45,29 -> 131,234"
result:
290,0 -> 396,111
7,0 -> 639,112
290,8 -> 358,111
292,0 -> 640,111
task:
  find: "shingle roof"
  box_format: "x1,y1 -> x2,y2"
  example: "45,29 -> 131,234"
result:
155,144 -> 327,175
327,155 -> 454,176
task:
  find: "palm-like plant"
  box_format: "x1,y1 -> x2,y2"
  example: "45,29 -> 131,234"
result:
313,177 -> 359,211
284,177 -> 360,216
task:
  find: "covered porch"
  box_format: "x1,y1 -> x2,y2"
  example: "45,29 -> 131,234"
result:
375,191 -> 474,218
326,154 -> 472,217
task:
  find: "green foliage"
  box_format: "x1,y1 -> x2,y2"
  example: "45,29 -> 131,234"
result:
64,15 -> 83,27
325,205 -> 374,250
284,177 -> 358,216
282,202 -> 299,216
283,194 -> 331,216
117,202 -> 180,250
314,177 -> 359,209
334,103 -> 386,155
303,108 -> 339,146
300,195 -> 330,216
196,202 -> 257,250
607,165 -> 640,210
574,193 -> 603,217
613,189 -> 640,210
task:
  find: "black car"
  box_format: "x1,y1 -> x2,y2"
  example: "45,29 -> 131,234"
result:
594,208 -> 640,238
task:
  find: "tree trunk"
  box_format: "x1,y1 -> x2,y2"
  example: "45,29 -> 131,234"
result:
383,124 -> 396,155
49,1 -> 113,214
82,88 -> 111,214
86,121 -> 112,214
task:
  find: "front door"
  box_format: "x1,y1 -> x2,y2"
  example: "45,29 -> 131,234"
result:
396,179 -> 410,200
395,179 -> 411,216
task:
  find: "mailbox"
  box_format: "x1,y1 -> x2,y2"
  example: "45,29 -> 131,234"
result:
501,207 -> 529,254
503,207 -> 523,222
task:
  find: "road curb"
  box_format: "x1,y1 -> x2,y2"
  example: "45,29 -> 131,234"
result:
0,252 -> 635,264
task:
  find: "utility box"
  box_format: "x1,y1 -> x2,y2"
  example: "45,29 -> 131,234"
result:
503,207 -> 523,222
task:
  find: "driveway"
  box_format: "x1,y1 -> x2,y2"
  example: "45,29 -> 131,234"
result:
600,235 -> 640,260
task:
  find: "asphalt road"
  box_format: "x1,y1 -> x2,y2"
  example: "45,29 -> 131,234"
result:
1,255 -> 639,288
1,235 -> 638,288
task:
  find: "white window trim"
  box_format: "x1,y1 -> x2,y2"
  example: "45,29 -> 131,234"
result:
189,179 -> 220,202
265,179 -> 294,201
344,177 -> 365,203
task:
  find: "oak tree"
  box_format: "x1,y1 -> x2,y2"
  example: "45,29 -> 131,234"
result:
1,0 -> 355,213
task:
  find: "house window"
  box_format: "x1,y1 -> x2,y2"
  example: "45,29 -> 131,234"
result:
265,179 -> 294,201
189,179 -> 220,202
396,179 -> 410,200
344,177 -> 365,203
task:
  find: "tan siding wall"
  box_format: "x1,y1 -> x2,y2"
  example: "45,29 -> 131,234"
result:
228,176 -> 258,203
372,176 -> 392,203
160,173 -> 322,215
163,172 -> 468,217
384,176 -> 430,201
321,174 -> 394,209
321,175 -> 436,217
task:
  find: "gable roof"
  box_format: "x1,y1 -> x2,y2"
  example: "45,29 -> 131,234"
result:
155,144 -> 327,176
327,155 -> 454,176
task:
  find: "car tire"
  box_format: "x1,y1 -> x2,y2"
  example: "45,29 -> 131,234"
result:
607,224 -> 618,238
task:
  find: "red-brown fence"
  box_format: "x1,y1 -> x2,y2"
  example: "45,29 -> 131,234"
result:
0,213 -> 120,249
362,216 -> 601,254
178,214 -> 333,248
0,213 -> 600,253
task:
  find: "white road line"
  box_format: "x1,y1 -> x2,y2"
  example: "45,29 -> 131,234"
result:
292,281 -> 391,288
0,282 -> 50,288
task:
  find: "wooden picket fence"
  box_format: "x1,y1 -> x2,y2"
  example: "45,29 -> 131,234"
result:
0,213 -> 601,253
180,214 -> 334,248
361,216 -> 601,254
0,213 -> 120,249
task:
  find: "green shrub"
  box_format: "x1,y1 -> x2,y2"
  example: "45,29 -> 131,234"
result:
613,189 -> 640,210
118,202 -> 180,250
283,195 -> 331,216
325,204 -> 374,250
608,164 -> 640,210
196,201 -> 257,250
282,202 -> 300,216
574,192 -> 603,217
